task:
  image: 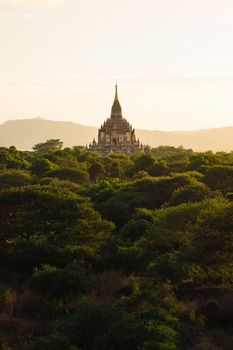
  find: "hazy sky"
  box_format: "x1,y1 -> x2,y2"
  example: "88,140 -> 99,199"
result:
1,0 -> 233,130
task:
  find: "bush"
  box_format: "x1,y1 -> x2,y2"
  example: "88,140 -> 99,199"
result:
169,182 -> 212,206
0,170 -> 32,189
30,158 -> 58,176
25,335 -> 77,350
49,168 -> 89,184
30,265 -> 91,298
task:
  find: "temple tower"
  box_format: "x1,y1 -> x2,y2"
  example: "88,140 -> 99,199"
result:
90,84 -> 143,154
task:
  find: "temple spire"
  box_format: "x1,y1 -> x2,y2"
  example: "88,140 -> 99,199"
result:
111,82 -> 122,118
115,82 -> 118,101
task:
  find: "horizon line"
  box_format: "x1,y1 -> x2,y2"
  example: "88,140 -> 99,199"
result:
1,116 -> 233,133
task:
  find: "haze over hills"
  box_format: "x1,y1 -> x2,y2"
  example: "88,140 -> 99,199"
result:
0,118 -> 233,152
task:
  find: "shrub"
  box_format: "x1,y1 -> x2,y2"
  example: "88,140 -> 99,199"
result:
30,265 -> 91,298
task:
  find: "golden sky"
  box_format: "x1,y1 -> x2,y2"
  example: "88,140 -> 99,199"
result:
1,0 -> 233,130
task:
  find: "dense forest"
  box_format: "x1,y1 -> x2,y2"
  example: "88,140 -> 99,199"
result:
0,139 -> 233,350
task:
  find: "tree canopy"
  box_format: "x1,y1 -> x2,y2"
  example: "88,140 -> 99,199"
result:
0,143 -> 232,350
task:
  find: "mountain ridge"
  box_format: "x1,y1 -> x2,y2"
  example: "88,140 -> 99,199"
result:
0,118 -> 233,151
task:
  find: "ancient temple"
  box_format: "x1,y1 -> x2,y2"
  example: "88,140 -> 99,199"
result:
89,84 -> 143,154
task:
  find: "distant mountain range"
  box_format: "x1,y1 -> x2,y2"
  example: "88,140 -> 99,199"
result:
0,118 -> 233,152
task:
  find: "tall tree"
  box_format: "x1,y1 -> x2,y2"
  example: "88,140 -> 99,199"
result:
33,139 -> 63,154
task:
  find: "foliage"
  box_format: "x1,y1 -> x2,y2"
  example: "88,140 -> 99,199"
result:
49,167 -> 90,184
30,265 -> 91,298
25,335 -> 77,350
0,169 -> 32,189
30,158 -> 58,176
33,139 -> 63,154
204,165 -> 233,193
0,144 -> 232,350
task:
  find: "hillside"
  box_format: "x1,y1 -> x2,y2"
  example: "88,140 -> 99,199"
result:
0,117 -> 233,151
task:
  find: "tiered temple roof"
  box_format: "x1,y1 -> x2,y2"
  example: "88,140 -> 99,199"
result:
89,84 -> 143,154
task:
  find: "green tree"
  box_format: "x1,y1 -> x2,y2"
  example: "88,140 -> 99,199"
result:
49,167 -> 90,184
0,169 -> 32,189
129,154 -> 156,175
169,181 -> 213,206
25,335 -> 78,350
88,162 -> 104,182
204,165 -> 233,193
95,173 -> 198,227
30,265 -> 91,298
30,158 -> 58,176
33,139 -> 63,154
